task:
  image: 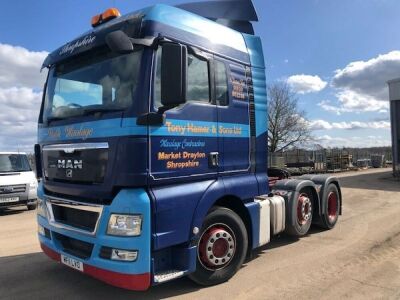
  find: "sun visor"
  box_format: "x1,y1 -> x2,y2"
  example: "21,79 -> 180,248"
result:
41,13 -> 144,69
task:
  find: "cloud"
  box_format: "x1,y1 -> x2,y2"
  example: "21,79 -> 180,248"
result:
0,44 -> 47,152
332,50 -> 400,102
316,135 -> 391,148
0,87 -> 42,110
317,51 -> 400,115
318,91 -> 389,115
287,74 -> 327,94
0,87 -> 42,152
0,43 -> 48,89
309,119 -> 390,130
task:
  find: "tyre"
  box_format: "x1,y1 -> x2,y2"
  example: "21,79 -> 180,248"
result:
27,203 -> 37,210
188,207 -> 248,286
285,188 -> 314,236
319,184 -> 340,229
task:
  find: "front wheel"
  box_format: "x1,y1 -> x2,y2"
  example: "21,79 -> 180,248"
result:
189,207 -> 248,286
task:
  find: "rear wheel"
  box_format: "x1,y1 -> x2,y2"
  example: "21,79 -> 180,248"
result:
285,189 -> 314,236
319,184 -> 340,229
189,207 -> 248,286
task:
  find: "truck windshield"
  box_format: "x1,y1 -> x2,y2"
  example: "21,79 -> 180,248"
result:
43,49 -> 143,121
0,154 -> 31,173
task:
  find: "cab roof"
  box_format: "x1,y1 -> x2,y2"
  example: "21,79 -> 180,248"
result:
42,4 -> 260,68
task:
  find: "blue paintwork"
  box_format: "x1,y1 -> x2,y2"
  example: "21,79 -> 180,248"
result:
150,179 -> 220,250
190,174 -> 259,240
38,182 -> 152,275
252,67 -> 268,138
38,118 -> 144,143
242,34 -> 265,69
143,4 -> 249,64
151,119 -> 249,138
37,1 -> 274,285
38,118 -> 250,143
218,61 -> 251,172
245,201 -> 261,249
44,4 -> 250,68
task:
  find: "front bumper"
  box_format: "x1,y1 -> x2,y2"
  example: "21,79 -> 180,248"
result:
40,243 -> 150,290
37,184 -> 152,291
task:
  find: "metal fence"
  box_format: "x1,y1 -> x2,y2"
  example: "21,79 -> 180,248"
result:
268,147 -> 392,175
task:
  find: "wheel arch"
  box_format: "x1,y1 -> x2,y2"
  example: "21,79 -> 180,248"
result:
191,191 -> 254,252
331,180 -> 342,215
213,196 -> 253,252
299,175 -> 343,216
271,179 -> 320,229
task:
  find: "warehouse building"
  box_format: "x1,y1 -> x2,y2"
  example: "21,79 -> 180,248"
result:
388,78 -> 400,177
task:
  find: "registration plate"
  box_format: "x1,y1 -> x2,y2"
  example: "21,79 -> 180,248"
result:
0,197 -> 19,203
61,254 -> 84,272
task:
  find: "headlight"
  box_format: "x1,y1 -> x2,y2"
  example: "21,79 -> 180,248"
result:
29,180 -> 38,190
37,198 -> 47,219
107,214 -> 142,236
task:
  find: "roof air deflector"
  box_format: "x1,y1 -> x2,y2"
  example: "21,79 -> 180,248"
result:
176,0 -> 258,35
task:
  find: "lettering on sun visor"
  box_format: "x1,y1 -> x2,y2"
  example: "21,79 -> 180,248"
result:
59,35 -> 96,56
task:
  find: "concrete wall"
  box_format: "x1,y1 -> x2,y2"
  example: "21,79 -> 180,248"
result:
388,78 -> 400,177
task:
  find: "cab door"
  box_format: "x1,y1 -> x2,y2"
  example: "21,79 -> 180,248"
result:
214,58 -> 251,173
149,45 -> 219,181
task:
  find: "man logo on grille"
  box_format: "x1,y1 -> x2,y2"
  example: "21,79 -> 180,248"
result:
66,169 -> 73,178
58,159 -> 83,169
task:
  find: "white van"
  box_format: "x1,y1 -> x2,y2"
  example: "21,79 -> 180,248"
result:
0,152 -> 38,210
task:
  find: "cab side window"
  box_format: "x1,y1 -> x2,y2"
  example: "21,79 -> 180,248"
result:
154,46 -> 210,109
154,47 -> 162,109
215,60 -> 228,106
187,53 -> 210,103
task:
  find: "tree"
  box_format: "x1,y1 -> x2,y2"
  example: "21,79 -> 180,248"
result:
268,82 -> 311,153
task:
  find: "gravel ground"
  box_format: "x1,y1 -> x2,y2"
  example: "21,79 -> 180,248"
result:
0,168 -> 399,299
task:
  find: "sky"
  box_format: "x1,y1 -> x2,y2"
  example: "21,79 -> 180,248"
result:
0,0 -> 399,152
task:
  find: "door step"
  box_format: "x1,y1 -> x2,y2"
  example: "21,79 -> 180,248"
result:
154,270 -> 185,283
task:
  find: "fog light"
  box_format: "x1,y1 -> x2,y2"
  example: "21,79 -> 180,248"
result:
38,224 -> 45,236
111,249 -> 138,262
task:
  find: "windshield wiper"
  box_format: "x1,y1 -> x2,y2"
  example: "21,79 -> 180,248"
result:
82,107 -> 125,115
46,116 -> 66,123
46,107 -> 125,123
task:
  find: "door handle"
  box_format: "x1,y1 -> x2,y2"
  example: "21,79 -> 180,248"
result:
209,152 -> 219,168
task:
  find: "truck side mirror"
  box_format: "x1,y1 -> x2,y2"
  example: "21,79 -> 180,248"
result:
34,144 -> 43,179
161,43 -> 187,108
105,30 -> 134,54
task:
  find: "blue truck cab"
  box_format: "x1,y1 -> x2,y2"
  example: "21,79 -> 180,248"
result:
35,1 -> 342,291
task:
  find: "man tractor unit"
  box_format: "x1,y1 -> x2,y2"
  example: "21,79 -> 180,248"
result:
35,0 -> 342,291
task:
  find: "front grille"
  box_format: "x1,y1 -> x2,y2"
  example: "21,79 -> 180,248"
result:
51,204 -> 99,232
43,143 -> 109,184
0,184 -> 26,194
54,233 -> 93,259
